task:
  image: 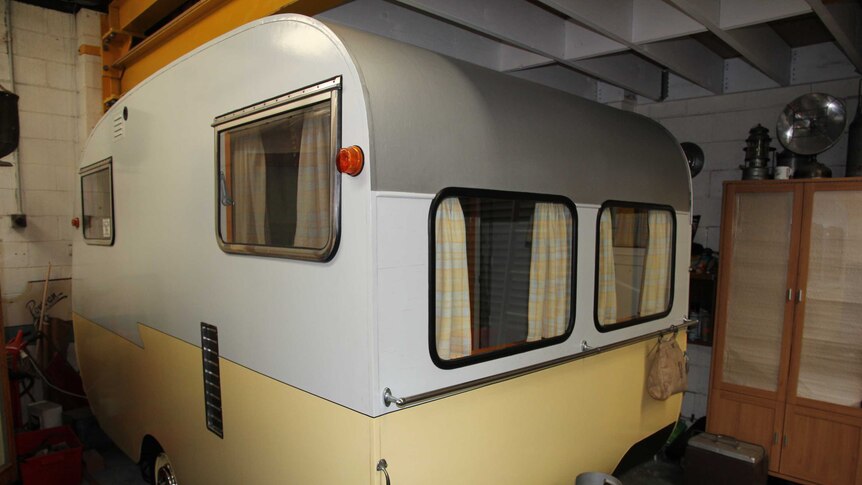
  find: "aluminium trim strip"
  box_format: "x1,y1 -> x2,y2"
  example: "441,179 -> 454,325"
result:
383,319 -> 697,408
79,157 -> 112,176
212,76 -> 341,127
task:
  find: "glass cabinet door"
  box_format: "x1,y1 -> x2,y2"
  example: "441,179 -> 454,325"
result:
718,187 -> 799,394
794,188 -> 862,408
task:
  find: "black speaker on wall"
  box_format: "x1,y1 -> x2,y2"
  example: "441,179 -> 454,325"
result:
0,88 -> 19,159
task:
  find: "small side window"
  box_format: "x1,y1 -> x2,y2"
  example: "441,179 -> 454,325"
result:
595,202 -> 676,331
213,78 -> 340,261
80,158 -> 114,246
430,188 -> 577,368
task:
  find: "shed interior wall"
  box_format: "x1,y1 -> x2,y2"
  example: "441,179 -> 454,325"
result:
0,1 -> 101,326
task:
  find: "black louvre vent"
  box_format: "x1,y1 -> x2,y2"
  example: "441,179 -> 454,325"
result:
201,323 -> 224,438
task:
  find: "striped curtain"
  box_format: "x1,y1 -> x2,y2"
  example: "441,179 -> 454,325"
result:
613,209 -> 648,248
435,198 -> 472,360
597,209 -> 618,325
230,128 -> 267,244
527,203 -> 572,341
640,210 -> 673,315
293,106 -> 332,249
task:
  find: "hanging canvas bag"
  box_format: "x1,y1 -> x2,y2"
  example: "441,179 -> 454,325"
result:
647,334 -> 688,400
0,84 -> 19,159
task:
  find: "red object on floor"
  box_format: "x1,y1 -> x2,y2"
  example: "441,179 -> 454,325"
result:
16,425 -> 83,485
6,330 -> 26,428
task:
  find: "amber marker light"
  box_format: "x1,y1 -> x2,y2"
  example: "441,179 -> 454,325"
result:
337,145 -> 364,176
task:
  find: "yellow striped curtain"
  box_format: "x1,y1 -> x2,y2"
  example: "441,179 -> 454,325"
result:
435,198 -> 472,360
640,210 -> 673,315
527,203 -> 572,341
597,209 -> 618,325
294,105 -> 332,249
230,128 -> 267,244
613,210 -> 648,247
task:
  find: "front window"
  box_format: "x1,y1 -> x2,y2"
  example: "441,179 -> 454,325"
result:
80,158 -> 114,245
595,202 -> 676,330
431,189 -> 576,368
214,79 -> 340,261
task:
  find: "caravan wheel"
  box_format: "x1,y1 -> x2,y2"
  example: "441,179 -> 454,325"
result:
154,452 -> 178,485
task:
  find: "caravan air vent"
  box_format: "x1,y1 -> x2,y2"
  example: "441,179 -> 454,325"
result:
201,322 -> 224,438
112,112 -> 125,139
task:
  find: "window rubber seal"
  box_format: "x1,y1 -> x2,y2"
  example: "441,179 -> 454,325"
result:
427,186 -> 578,370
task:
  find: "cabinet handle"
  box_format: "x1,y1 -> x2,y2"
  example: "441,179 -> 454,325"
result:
773,432 -> 778,445
797,290 -> 804,302
783,435 -> 788,447
787,289 -> 793,301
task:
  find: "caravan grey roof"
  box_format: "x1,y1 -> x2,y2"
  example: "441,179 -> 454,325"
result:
326,22 -> 691,211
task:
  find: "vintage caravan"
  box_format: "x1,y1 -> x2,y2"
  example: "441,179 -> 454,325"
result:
72,14 -> 693,484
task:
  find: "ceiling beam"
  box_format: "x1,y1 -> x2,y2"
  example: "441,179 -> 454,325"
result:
806,0 -> 862,73
395,0 -> 566,57
509,65 -> 597,99
317,0 -> 546,71
632,0 -> 705,43
570,52 -> 663,100
664,0 -> 792,86
393,0 -> 665,99
562,22 -> 627,61
545,0 -> 635,42
641,37 -> 723,93
539,0 -> 722,94
719,0 -> 810,29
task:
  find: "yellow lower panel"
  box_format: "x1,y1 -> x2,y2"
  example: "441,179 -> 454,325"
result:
73,314 -> 374,484
75,314 -> 680,484
377,337 -> 682,485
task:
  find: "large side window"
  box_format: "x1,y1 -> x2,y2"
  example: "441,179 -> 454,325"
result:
80,158 -> 114,246
595,202 -> 676,331
431,189 -> 576,368
214,78 -> 340,261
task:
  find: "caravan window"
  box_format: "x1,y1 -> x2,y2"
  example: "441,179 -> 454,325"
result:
595,202 -> 676,330
80,158 -> 114,245
430,189 -> 576,368
214,79 -> 340,261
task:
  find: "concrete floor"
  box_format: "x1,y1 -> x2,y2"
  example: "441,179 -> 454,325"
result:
83,445 -> 146,485
89,450 -> 684,485
84,447 -> 801,485
617,456 -> 683,485
617,455 -> 802,485
81,436 -> 803,485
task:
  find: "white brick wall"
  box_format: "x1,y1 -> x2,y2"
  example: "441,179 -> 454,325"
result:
75,8 -> 101,147
0,1 -> 102,323
637,76 -> 862,420
638,78 -> 860,250
681,342 -> 712,423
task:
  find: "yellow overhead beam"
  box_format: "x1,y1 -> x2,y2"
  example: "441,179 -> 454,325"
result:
115,0 -> 187,34
101,0 -> 348,109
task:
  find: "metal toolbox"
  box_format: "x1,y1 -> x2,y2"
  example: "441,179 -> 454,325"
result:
684,432 -> 767,485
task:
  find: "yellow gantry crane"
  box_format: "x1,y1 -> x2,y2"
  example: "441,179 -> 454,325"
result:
97,0 -> 347,110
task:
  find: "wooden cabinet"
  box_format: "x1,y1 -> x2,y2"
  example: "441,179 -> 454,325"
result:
708,179 -> 862,485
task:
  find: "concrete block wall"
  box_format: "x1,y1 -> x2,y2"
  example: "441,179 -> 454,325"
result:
0,1 -> 102,324
637,76 -> 862,421
638,78 -> 860,251
681,342 -> 711,425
